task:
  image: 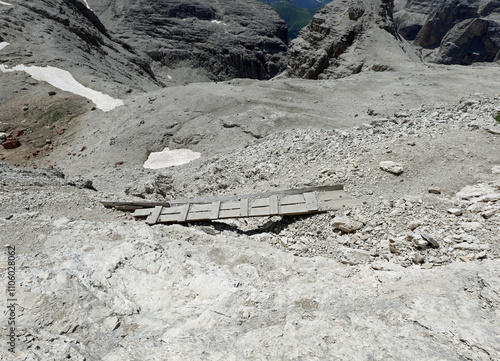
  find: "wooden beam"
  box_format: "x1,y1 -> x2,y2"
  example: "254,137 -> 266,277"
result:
169,185 -> 343,204
303,192 -> 318,211
210,201 -> 221,220
178,203 -> 190,222
146,206 -> 163,225
102,201 -> 170,210
269,194 -> 279,215
240,198 -> 249,217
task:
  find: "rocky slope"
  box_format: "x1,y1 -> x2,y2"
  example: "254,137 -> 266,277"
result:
0,0 -> 161,96
395,0 -> 500,64
1,0 -> 500,360
89,0 -> 288,83
1,86 -> 500,359
286,0 -> 420,79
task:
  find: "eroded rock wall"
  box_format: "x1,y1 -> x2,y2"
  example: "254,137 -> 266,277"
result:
90,0 -> 288,82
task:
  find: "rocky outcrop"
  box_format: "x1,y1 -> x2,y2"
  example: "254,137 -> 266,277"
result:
0,0 -> 161,94
286,0 -> 419,79
89,0 -> 288,82
395,0 -> 500,64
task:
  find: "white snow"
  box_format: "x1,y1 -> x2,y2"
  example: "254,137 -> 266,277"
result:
0,42 -> 9,51
211,20 -> 227,25
0,1 -> 13,6
0,64 -> 124,112
143,148 -> 201,169
82,0 -> 92,10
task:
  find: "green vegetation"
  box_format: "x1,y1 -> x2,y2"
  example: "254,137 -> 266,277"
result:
494,113 -> 500,123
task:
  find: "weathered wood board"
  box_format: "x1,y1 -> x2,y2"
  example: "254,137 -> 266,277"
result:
131,186 -> 357,225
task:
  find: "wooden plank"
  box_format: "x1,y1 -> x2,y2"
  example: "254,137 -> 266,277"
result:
178,203 -> 190,222
146,206 -> 163,225
317,190 -> 347,202
303,192 -> 318,211
322,197 -> 362,209
169,185 -> 343,204
210,201 -> 221,220
133,208 -> 155,217
269,194 -> 279,215
158,202 -> 315,223
102,201 -> 170,209
240,198 -> 249,217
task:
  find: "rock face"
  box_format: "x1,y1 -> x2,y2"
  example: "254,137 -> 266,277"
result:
395,0 -> 500,64
90,0 -> 288,82
0,0 -> 161,95
287,0 -> 419,79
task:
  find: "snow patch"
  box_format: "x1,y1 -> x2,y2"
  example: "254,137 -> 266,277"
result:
143,148 -> 201,169
211,20 -> 227,25
82,0 -> 92,10
0,64 -> 123,112
0,1 -> 13,6
0,42 -> 9,51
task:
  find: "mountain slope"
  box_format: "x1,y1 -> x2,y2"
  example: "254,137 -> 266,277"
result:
89,0 -> 288,83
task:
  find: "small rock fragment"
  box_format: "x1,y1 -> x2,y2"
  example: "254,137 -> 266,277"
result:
481,209 -> 498,219
408,220 -> 422,230
332,216 -> 364,233
453,242 -> 490,251
447,208 -> 463,216
379,161 -> 404,175
48,90 -> 57,96
11,129 -> 24,137
413,236 -> 428,248
428,186 -> 441,194
421,232 -> 439,248
57,128 -> 65,135
2,139 -> 21,149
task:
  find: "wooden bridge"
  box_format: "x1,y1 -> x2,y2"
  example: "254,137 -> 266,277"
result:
102,185 -> 357,225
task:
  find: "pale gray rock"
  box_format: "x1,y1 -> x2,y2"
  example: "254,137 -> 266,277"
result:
339,247 -> 372,264
453,242 -> 490,251
421,232 -> 440,248
447,207 -> 463,216
332,216 -> 364,232
379,160 -> 404,175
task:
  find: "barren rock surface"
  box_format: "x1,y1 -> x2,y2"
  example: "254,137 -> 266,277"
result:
90,0 -> 288,83
1,1 -> 500,360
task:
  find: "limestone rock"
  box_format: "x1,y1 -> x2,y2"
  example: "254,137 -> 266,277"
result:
332,216 -> 364,232
447,207 -> 463,216
379,160 -> 404,175
394,0 -> 500,65
287,0 -> 419,79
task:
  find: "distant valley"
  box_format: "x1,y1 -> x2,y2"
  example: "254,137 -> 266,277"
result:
258,0 -> 334,40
